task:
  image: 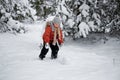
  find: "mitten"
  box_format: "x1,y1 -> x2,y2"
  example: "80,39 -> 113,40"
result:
45,43 -> 49,49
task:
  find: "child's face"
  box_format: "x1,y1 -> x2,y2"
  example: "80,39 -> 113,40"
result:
54,23 -> 59,28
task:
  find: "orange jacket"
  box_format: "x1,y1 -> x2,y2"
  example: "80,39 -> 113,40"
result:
43,24 -> 63,44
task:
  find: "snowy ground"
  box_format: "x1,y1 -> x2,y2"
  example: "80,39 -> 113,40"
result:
0,21 -> 120,80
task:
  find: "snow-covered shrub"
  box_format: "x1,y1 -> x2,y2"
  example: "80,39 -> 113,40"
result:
0,0 -> 36,33
78,22 -> 90,38
30,0 -> 56,19
7,18 -> 26,34
61,0 -> 100,39
92,13 -> 101,26
66,18 -> 75,28
0,21 -> 9,32
88,21 -> 97,31
79,3 -> 90,17
106,18 -> 120,37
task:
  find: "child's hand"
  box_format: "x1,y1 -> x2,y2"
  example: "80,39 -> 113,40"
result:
45,43 -> 49,49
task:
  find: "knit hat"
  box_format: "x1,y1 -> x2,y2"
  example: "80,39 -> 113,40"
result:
53,15 -> 61,26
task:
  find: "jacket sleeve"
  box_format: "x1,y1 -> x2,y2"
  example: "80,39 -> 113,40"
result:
43,26 -> 51,43
58,29 -> 64,44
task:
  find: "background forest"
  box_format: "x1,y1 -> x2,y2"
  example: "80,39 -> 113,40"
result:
0,0 -> 120,40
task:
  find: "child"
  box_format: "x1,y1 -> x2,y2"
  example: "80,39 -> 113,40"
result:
39,15 -> 63,60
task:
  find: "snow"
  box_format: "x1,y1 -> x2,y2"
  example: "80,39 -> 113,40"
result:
66,19 -> 75,28
57,0 -> 71,16
79,3 -> 90,12
82,9 -> 89,17
7,18 -> 25,33
88,21 -> 97,31
79,3 -> 90,17
92,13 -> 101,26
12,0 -> 29,6
103,0 -> 108,4
1,9 -> 5,14
78,22 -> 90,38
76,14 -> 82,23
0,21 -> 120,80
5,13 -> 10,18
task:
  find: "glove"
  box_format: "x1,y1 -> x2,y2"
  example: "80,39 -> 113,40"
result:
45,43 -> 49,49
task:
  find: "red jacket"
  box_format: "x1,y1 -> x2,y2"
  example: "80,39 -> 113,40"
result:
43,24 -> 63,44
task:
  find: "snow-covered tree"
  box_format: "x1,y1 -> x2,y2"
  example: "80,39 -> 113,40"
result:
0,0 -> 36,33
1,0 -> 120,37
62,0 -> 99,38
62,0 -> 120,39
30,0 -> 56,19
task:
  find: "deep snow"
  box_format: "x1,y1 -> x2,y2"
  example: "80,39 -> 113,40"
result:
0,21 -> 120,80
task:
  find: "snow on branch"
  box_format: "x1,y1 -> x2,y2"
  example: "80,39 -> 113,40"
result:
78,22 -> 90,38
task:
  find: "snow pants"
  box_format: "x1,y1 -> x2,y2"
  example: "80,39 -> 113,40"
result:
39,42 -> 59,59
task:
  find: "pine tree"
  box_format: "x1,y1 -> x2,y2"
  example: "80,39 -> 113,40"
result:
30,0 -> 56,19
61,0 -> 120,39
0,0 -> 36,33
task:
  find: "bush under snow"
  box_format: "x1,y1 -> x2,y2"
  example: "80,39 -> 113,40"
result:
78,22 -> 90,38
7,18 -> 26,34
